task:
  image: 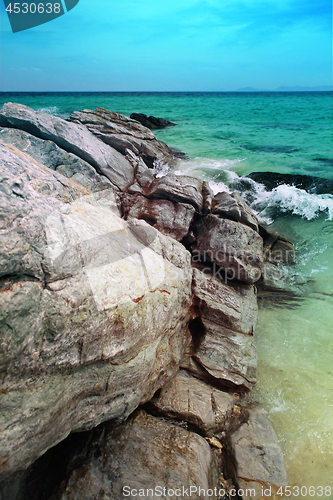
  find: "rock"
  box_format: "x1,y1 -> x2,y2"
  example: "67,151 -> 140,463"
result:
0,127 -> 113,193
0,102 -> 135,191
193,215 -> 264,284
130,112 -> 176,129
260,225 -> 295,264
229,407 -> 288,500
258,262 -> 288,291
212,191 -> 259,232
57,410 -> 219,500
0,143 -> 193,479
145,174 -> 213,213
69,108 -> 177,169
148,370 -> 244,436
192,268 -> 258,335
192,319 -> 257,392
122,193 -> 195,241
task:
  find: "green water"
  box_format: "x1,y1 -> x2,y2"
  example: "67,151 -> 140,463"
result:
1,92 -> 332,492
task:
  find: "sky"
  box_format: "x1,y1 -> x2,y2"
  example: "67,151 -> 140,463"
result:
0,0 -> 332,91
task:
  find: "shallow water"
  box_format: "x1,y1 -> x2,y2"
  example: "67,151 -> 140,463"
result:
1,91 -> 332,492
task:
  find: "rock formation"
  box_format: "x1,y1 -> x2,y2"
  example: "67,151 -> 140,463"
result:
0,103 -> 290,500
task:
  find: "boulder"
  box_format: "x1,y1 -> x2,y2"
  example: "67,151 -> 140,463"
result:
130,112 -> 176,129
0,143 -> 193,479
145,174 -> 213,213
192,268 -> 258,335
69,108 -> 177,169
0,127 -> 113,193
193,215 -> 264,284
229,407 -> 288,500
57,410 -> 219,500
212,191 -> 259,232
192,319 -> 257,392
122,193 -> 195,241
148,370 -> 244,436
260,225 -> 295,264
0,103 -> 135,191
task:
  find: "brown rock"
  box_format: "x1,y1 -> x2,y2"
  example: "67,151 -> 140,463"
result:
229,407 -> 288,500
193,215 -> 264,283
149,370 -> 243,436
58,410 -> 219,500
130,112 -> 176,129
212,191 -> 259,232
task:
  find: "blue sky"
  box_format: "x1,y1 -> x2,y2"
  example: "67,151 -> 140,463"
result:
0,0 -> 332,91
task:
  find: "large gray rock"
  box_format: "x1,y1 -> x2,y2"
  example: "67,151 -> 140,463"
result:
193,215 -> 264,283
148,370 -> 244,436
229,407 -> 287,500
0,103 -> 135,190
192,268 -> 258,335
193,319 -> 257,392
122,193 -> 195,241
0,143 -> 193,479
58,410 -> 219,500
0,127 -> 113,193
69,108 -> 177,169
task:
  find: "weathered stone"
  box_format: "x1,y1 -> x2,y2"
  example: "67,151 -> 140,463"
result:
122,193 -> 195,241
58,410 -> 219,500
0,143 -> 193,479
0,103 -> 135,190
130,112 -> 176,129
149,370 -> 243,436
193,319 -> 257,392
193,215 -> 263,283
192,268 -> 258,335
260,225 -> 295,264
229,407 -> 288,500
212,191 -> 259,232
69,108 -> 177,169
0,127 -> 113,193
146,174 -> 213,213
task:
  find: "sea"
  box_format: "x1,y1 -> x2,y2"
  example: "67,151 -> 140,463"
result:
0,91 -> 332,495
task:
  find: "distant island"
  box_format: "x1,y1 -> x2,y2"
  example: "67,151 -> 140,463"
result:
236,85 -> 332,92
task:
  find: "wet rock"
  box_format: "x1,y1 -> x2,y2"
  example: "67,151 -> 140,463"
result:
122,193 -> 195,241
212,191 -> 259,232
193,215 -> 264,284
193,319 -> 257,392
192,268 -> 258,335
0,143 -> 192,479
260,225 -> 295,264
69,108 -> 177,169
229,407 -> 288,500
0,127 -> 113,193
58,410 -> 219,500
130,112 -> 176,129
0,103 -> 134,190
148,370 -> 243,436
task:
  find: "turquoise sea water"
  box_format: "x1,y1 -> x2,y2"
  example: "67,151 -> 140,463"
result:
1,92 -> 332,494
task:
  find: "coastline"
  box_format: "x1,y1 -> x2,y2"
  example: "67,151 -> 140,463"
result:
0,102 -> 292,500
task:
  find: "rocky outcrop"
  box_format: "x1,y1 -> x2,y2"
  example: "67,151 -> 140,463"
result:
0,143 -> 192,479
56,410 -> 219,500
0,103 -> 135,190
130,112 -> 176,129
193,215 -> 264,283
69,107 -> 177,169
0,127 -> 113,192
0,104 -> 289,500
228,407 -> 288,500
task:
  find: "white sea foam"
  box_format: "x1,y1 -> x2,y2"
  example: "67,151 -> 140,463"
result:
37,106 -> 60,116
248,183 -> 333,221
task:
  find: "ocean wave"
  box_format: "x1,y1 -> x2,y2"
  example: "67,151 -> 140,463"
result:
37,106 -> 60,116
